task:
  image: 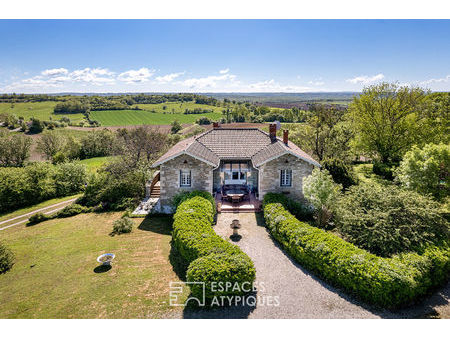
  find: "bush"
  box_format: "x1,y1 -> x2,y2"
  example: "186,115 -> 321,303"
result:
172,190 -> 216,215
28,212 -> 52,225
196,117 -> 212,125
55,204 -> 90,218
0,242 -> 15,274
322,158 -> 357,190
112,217 -> 134,235
172,195 -> 255,302
396,143 -> 449,200
373,161 -> 395,180
335,184 -> 449,257
303,168 -> 342,228
263,196 -> 450,309
262,192 -> 313,221
29,118 -> 44,134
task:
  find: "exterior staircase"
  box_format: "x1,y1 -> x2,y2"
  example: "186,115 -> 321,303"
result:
150,181 -> 160,198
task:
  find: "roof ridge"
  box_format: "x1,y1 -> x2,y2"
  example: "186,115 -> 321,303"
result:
251,138 -> 285,162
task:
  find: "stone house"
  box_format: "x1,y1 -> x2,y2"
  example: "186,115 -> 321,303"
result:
150,123 -> 320,213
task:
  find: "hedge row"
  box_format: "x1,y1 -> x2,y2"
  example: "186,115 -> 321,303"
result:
263,195 -> 450,309
172,193 -> 255,301
28,204 -> 91,225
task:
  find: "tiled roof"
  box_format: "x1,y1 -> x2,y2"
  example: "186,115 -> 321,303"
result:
151,127 -> 320,168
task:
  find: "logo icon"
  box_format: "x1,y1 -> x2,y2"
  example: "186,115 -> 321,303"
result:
169,281 -> 206,306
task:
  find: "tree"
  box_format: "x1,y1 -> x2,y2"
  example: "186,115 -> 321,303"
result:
349,82 -> 430,164
29,118 -> 44,134
395,143 -> 449,200
322,158 -> 357,190
0,133 -> 32,167
335,183 -> 449,257
37,131 -> 66,161
303,168 -> 342,228
171,120 -> 182,134
289,104 -> 354,161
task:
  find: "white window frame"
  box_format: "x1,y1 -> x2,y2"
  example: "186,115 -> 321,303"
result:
180,170 -> 191,187
280,169 -> 292,187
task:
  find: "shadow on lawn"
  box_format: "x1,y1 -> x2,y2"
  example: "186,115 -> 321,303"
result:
137,215 -> 173,235
93,265 -> 112,273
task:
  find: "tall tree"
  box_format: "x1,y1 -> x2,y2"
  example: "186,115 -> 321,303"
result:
0,133 -> 32,167
349,82 -> 430,164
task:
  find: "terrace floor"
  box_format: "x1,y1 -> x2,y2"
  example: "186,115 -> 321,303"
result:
215,192 -> 261,213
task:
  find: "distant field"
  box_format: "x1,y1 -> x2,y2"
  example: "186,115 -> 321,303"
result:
132,101 -> 223,113
91,109 -> 223,126
0,102 -> 85,123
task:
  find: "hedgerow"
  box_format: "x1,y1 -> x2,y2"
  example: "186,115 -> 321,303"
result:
263,194 -> 450,309
172,193 -> 255,301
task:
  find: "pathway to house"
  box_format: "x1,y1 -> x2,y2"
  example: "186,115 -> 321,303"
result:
0,198 -> 77,231
182,212 -> 449,319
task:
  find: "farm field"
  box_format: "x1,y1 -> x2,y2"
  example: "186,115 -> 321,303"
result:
0,213 -> 186,318
79,156 -> 115,173
0,102 -> 85,123
132,101 -> 224,113
90,109 -> 223,126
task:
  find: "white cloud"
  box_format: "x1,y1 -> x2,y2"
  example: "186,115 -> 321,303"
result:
118,67 -> 155,83
219,68 -> 230,74
420,75 -> 450,85
70,68 -> 115,85
180,72 -> 237,89
346,73 -> 385,85
41,68 -> 68,76
155,72 -> 185,83
308,80 -> 325,86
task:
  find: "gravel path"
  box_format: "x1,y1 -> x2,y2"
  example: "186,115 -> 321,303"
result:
182,212 -> 449,319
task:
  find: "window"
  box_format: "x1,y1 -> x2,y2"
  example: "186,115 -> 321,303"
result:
180,170 -> 191,187
280,169 -> 292,187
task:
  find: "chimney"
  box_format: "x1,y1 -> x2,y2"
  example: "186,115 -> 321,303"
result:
213,122 -> 219,129
269,123 -> 277,142
283,130 -> 289,145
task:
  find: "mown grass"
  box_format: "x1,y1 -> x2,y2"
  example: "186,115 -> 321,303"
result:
79,156 -> 115,174
0,213 -> 186,318
0,102 -> 85,123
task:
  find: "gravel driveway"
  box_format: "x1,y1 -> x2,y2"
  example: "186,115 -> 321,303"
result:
182,212 -> 449,319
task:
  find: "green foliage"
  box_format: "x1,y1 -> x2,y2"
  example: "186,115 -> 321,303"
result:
262,192 -> 313,221
111,217 -> 134,235
350,82 -> 431,163
396,143 -> 449,200
29,118 -> 44,134
195,116 -> 212,125
0,162 -> 87,213
0,242 -> 14,274
0,133 -> 32,167
79,129 -> 116,159
54,100 -> 90,114
303,168 -> 342,227
372,161 -> 395,180
335,184 -> 449,257
172,196 -> 255,301
55,204 -> 90,218
172,190 -> 216,215
170,120 -> 182,134
263,201 -> 450,309
322,158 -> 357,190
28,212 -> 52,225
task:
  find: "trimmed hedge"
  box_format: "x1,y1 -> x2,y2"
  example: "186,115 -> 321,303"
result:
172,193 -> 255,301
263,192 -> 313,222
263,194 -> 450,309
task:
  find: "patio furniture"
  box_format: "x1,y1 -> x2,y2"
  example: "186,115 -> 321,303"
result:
231,195 -> 241,205
97,253 -> 115,266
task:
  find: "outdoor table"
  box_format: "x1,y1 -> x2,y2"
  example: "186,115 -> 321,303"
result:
226,189 -> 245,203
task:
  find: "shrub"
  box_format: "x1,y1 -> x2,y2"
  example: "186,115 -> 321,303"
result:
0,242 -> 15,274
322,158 -> 357,190
196,117 -> 212,125
112,217 -> 134,235
28,212 -> 52,225
373,161 -> 395,180
395,143 -> 449,200
29,118 -> 44,134
170,120 -> 182,134
303,168 -> 342,228
262,192 -> 313,221
172,195 -> 255,302
172,190 -> 216,214
55,204 -> 90,218
335,184 -> 449,257
263,197 -> 450,309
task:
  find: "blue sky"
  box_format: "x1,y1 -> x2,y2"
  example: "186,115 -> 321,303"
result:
0,20 -> 449,93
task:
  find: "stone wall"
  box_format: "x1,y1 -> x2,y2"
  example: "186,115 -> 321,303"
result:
258,154 -> 314,201
159,154 -> 214,211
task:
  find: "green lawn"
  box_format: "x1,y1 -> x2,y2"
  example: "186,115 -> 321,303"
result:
0,102 -> 85,123
91,109 -> 222,126
80,156 -> 115,173
0,213 -> 186,318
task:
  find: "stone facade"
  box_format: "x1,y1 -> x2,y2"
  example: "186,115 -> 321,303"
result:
159,154 -> 214,211
258,153 -> 314,201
